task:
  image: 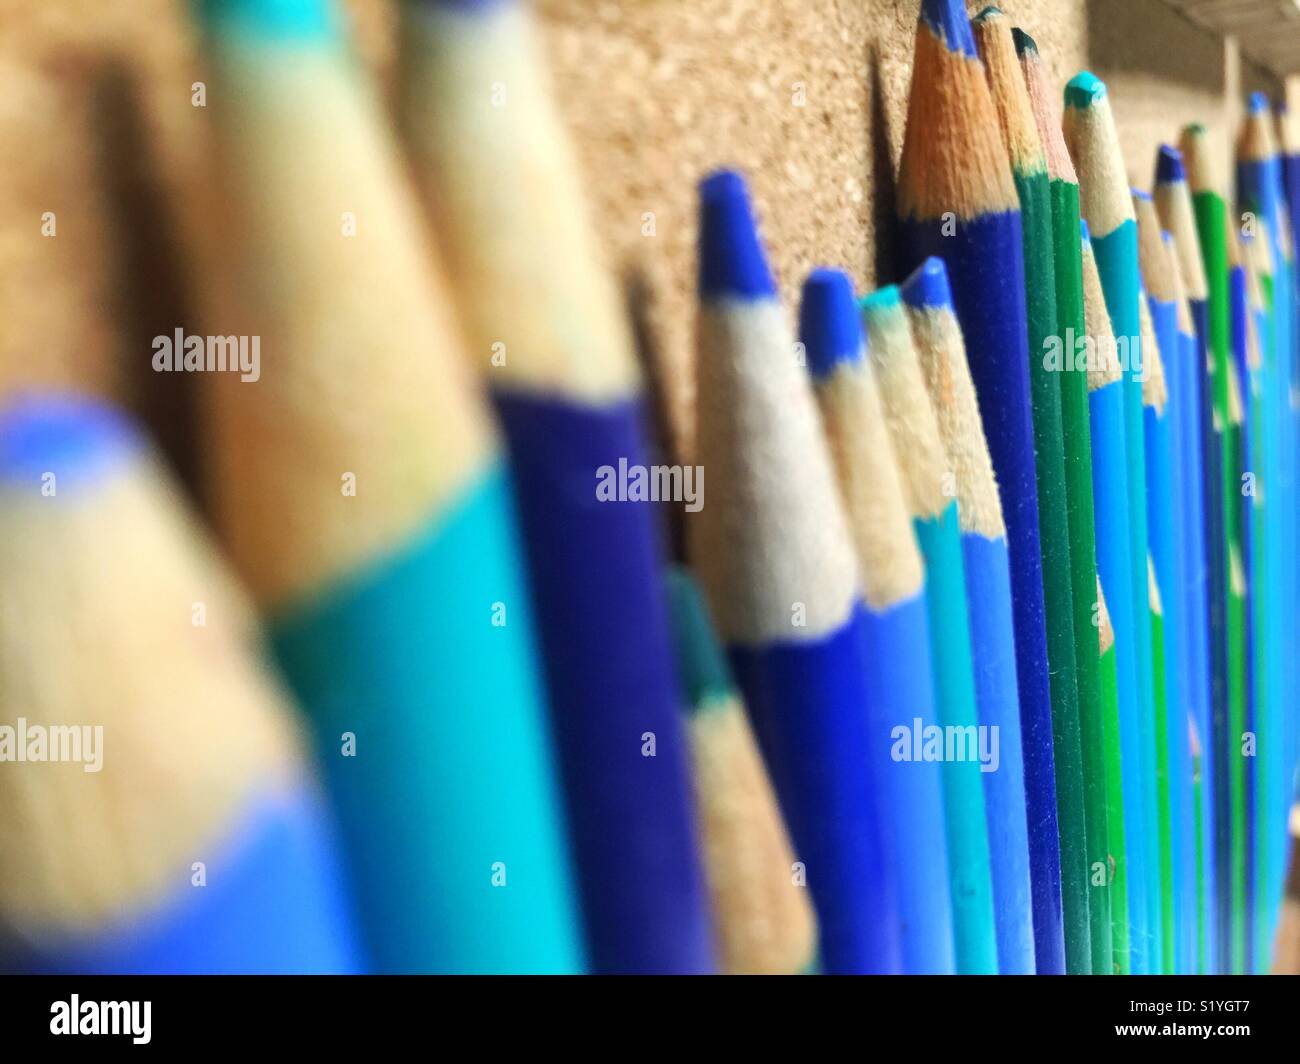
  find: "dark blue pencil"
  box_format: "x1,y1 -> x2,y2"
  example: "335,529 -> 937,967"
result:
692,171 -> 901,974
897,0 -> 1064,974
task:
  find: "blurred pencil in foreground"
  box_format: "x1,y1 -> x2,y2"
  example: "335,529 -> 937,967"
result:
667,566 -> 817,975
692,170 -> 900,974
398,0 -> 712,973
901,257 -> 1034,974
197,0 -> 584,973
0,396 -> 360,974
804,267 -> 954,975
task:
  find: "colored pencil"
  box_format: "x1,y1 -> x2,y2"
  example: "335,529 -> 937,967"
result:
973,9 -> 1087,974
1192,715 -> 1208,971
1242,223 -> 1286,973
1240,99 -> 1294,971
1225,226 -> 1251,976
803,267 -> 955,975
0,395 -> 360,974
860,283 -> 997,974
1273,106 -> 1300,878
1065,72 -> 1160,972
1017,27 -> 1112,975
397,0 -> 713,973
692,170 -> 901,974
1137,191 -> 1197,975
666,564 -> 818,975
1180,122 -> 1236,973
1082,224 -> 1137,974
196,0 -> 585,974
900,256 -> 1034,974
1155,144 -> 1219,971
1239,229 -> 1271,973
898,0 -> 1064,974
1138,290 -> 1176,975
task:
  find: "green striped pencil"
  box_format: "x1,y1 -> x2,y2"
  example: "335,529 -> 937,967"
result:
974,9 -> 1087,975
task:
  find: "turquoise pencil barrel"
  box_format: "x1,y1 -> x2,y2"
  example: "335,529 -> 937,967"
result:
269,467 -> 585,973
913,502 -> 1000,974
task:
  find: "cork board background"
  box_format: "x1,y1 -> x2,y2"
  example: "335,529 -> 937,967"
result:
0,0 -> 1284,470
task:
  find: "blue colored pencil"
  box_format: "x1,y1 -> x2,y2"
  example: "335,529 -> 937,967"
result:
1065,73 -> 1160,972
1081,222 -> 1149,975
397,0 -> 713,974
860,283 -> 998,974
0,396 -> 361,974
1155,145 -> 1218,971
1241,99 -> 1295,971
1135,192 -> 1192,975
197,0 -> 586,973
692,170 -> 901,974
897,0 -> 1063,974
803,267 -> 955,975
901,256 -> 1035,974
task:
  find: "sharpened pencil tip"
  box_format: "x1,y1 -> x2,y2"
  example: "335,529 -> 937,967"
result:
1064,70 -> 1107,110
1011,26 -> 1037,57
1080,219 -> 1091,242
1131,186 -> 1152,202
1248,92 -> 1269,116
1156,145 -> 1185,185
858,285 -> 902,315
800,269 -> 864,379
698,170 -> 776,300
919,0 -> 977,58
0,394 -> 140,488
900,257 -> 953,311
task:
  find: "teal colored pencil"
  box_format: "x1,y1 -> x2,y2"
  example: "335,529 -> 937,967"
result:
1065,73 -> 1158,973
861,286 -> 998,974
197,0 -> 585,973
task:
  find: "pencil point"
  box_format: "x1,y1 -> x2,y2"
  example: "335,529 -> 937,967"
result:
858,285 -> 902,315
698,170 -> 777,300
0,395 -> 138,488
1011,26 -> 1037,57
1064,70 -> 1106,110
1156,145 -> 1185,185
1080,219 -> 1091,242
800,269 -> 863,379
900,257 -> 953,310
1248,91 -> 1269,116
919,0 -> 977,58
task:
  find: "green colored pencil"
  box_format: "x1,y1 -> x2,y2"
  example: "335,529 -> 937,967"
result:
974,9 -> 1087,974
1017,29 -> 1111,976
1095,576 -> 1128,975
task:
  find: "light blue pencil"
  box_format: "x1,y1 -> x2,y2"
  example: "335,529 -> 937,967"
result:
901,256 -> 1035,973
